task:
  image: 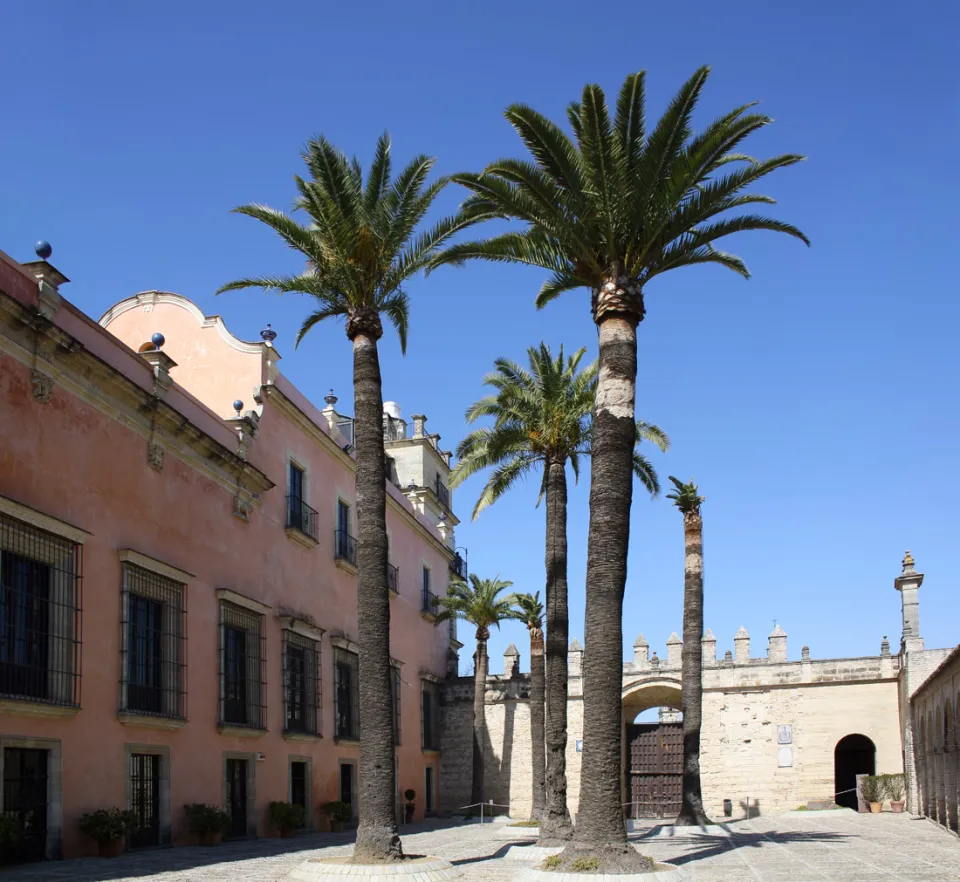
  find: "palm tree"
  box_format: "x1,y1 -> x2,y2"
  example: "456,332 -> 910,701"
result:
436,69 -> 806,857
436,574 -> 515,807
218,134 -> 475,863
666,477 -> 710,826
512,591 -> 546,818
450,343 -> 667,843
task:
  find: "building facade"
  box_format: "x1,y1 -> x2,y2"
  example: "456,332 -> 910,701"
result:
440,553 -> 953,823
0,248 -> 460,862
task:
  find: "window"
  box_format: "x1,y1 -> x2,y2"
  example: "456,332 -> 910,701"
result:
218,603 -> 266,729
334,500 -> 355,565
120,564 -> 186,719
289,462 -> 304,503
286,463 -> 318,541
333,648 -> 359,740
128,753 -> 161,849
0,513 -> 81,707
421,680 -> 441,750
290,761 -> 308,824
421,565 -> 437,614
425,766 -> 435,816
283,631 -> 320,735
391,667 -> 401,747
2,747 -> 49,863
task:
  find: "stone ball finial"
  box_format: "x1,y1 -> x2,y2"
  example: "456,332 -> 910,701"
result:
151,332 -> 165,350
35,240 -> 52,260
233,400 -> 243,415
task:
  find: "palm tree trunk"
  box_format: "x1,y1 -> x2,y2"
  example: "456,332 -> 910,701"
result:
676,512 -> 709,825
541,459 -> 572,842
472,634 -> 489,807
574,314 -> 637,852
351,332 -> 402,862
529,629 -> 546,819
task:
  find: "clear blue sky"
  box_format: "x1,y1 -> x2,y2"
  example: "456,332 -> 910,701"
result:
3,1 -> 957,675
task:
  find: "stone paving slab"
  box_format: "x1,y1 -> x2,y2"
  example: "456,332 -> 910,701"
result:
1,812 -> 958,882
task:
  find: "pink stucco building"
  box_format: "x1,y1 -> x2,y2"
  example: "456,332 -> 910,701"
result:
0,247 -> 463,862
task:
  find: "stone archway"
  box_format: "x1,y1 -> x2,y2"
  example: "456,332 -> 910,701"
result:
621,678 -> 683,819
834,734 -> 875,810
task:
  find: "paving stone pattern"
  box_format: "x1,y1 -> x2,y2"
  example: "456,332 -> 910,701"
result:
2,813 -> 958,882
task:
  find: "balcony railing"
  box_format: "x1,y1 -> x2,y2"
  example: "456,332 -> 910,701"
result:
449,552 -> 467,581
286,495 -> 319,542
422,586 -> 441,616
334,530 -> 357,566
435,476 -> 450,507
387,563 -> 399,593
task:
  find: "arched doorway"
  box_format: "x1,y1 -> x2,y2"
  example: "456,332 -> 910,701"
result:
622,679 -> 683,819
834,734 -> 875,810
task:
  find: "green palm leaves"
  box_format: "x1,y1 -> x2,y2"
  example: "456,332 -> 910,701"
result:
436,67 -> 808,318
218,133 -> 477,350
511,591 -> 544,636
666,476 -> 705,517
435,574 -> 516,638
451,343 -> 669,518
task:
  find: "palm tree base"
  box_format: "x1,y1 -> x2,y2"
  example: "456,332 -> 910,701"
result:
674,811 -> 712,826
287,855 -> 458,880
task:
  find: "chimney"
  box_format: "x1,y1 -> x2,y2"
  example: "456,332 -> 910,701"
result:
702,629 -> 717,666
567,639 -> 583,677
632,634 -> 649,669
895,550 -> 924,654
503,643 -> 520,678
412,414 -> 427,438
666,632 -> 682,667
734,626 -> 750,664
767,624 -> 787,663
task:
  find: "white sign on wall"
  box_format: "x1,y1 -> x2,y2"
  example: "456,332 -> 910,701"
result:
778,725 -> 793,744
778,746 -> 793,768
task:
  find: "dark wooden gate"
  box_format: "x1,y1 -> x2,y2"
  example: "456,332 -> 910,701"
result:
627,722 -> 683,818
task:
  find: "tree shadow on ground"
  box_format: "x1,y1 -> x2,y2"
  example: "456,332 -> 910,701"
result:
0,820 -> 468,882
638,829 -> 852,866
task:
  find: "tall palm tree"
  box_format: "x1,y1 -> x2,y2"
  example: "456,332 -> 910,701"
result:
436,69 -> 806,858
666,477 -> 709,826
436,574 -> 515,807
218,134 -> 475,863
512,591 -> 546,818
450,343 -> 667,843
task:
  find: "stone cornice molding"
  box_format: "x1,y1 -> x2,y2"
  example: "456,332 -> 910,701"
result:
330,635 -> 360,654
0,291 -> 274,508
216,587 -> 271,615
0,495 -> 91,544
119,549 -> 194,584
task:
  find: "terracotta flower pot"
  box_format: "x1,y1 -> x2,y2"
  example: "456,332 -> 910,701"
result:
890,801 -> 905,814
98,837 -> 125,858
869,802 -> 883,814
198,830 -> 223,847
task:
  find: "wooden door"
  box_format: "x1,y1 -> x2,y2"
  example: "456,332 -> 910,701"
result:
626,722 -> 683,818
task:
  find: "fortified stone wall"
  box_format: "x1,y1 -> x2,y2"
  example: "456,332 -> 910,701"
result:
440,632 -> 904,819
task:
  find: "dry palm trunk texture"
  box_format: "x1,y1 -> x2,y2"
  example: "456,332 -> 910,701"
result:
529,622 -> 546,819
540,459 -> 573,842
351,330 -> 402,862
472,628 -> 490,808
676,509 -> 709,825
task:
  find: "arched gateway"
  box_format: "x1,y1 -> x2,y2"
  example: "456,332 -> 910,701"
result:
622,678 -> 683,818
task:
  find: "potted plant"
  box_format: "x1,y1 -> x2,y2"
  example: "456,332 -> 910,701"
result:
0,815 -> 21,861
184,803 -> 230,846
321,800 -> 351,833
885,773 -> 906,813
268,801 -> 305,837
78,808 -> 135,857
861,775 -> 885,813
403,789 -> 416,824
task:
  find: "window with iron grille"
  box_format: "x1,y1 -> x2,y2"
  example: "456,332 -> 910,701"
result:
421,679 -> 441,750
218,602 -> 266,729
120,564 -> 186,719
333,648 -> 359,740
0,513 -> 82,707
283,630 -> 320,735
391,667 -> 401,746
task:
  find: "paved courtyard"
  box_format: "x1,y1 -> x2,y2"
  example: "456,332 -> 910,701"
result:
2,811 -> 959,882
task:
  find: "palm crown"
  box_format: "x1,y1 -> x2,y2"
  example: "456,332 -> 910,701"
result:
436,67 -> 808,320
666,476 -> 705,518
435,574 -> 516,640
451,343 -> 669,518
218,133 -> 475,348
511,591 -> 544,638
